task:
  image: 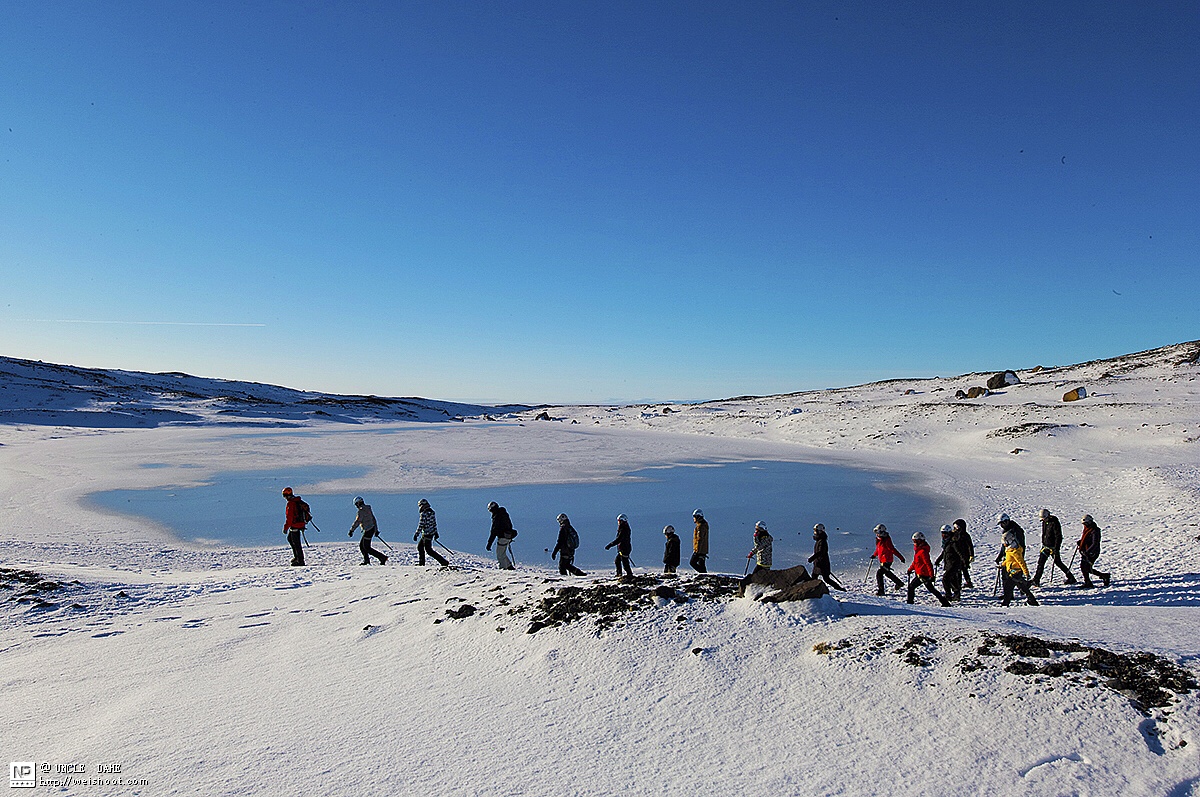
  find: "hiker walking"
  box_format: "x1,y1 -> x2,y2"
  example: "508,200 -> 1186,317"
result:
933,524 -> 964,601
996,524 -> 1039,606
952,518 -> 974,589
1032,508 -> 1076,586
738,521 -> 773,596
996,512 -> 1026,550
871,524 -> 905,595
690,509 -> 709,573
808,523 -> 846,591
1076,514 -> 1111,588
663,525 -> 681,576
281,486 -> 308,567
551,513 -> 587,576
485,501 -> 517,571
605,513 -> 634,579
413,498 -> 449,567
349,496 -> 387,565
907,531 -> 951,607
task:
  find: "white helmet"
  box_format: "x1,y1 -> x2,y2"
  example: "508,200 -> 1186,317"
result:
813,523 -> 825,533
754,520 -> 768,532
353,496 -> 364,507
996,512 -> 1010,524
940,524 -> 953,534
912,531 -> 925,542
556,513 -> 569,524
663,525 -> 675,534
487,501 -> 499,512
874,524 -> 887,535
1082,513 -> 1094,524
616,513 -> 628,523
1039,508 -> 1050,519
692,509 -> 704,519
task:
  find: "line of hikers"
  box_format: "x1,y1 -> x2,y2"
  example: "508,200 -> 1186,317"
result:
281,489 -> 1113,606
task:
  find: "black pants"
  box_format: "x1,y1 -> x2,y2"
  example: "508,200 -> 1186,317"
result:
418,538 -> 448,567
1080,555 -> 1109,586
690,552 -> 708,573
360,533 -> 387,564
811,562 -> 846,591
1001,570 -> 1038,605
907,575 -> 950,606
287,529 -> 305,566
615,553 -> 633,578
1033,547 -> 1075,584
558,550 -> 586,576
941,565 -> 963,601
876,563 -> 904,594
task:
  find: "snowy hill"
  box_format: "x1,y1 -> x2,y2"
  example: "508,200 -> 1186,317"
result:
0,355 -> 531,428
2,342 -> 1199,796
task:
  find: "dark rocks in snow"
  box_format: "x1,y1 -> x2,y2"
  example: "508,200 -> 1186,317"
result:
987,371 -> 1021,390
988,422 -> 1065,439
1063,386 -> 1088,402
445,604 -> 477,620
965,386 -> 989,399
525,574 -> 740,633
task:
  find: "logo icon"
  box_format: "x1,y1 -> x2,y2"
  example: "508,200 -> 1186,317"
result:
9,762 -> 36,789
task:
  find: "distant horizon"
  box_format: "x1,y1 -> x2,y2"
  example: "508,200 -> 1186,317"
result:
3,4 -> 1196,404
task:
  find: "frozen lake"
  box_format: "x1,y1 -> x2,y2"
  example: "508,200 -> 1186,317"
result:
88,459 -> 957,576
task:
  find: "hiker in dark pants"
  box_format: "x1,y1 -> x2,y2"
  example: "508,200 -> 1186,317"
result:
934,524 -> 964,601
1032,508 -> 1075,586
871,524 -> 905,595
281,486 -> 307,567
737,521 -> 773,597
953,518 -> 974,588
907,531 -> 951,607
997,526 -> 1038,606
1076,514 -> 1111,588
349,496 -> 387,565
605,514 -> 634,579
663,525 -> 681,576
808,523 -> 846,591
690,509 -> 709,573
552,513 -> 586,576
413,498 -> 449,567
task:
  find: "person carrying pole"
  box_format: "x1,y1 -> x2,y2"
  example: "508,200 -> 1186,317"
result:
906,531 -> 951,607
281,487 -> 309,567
870,524 -> 905,595
1032,508 -> 1076,586
1076,514 -> 1111,588
737,521 -> 773,597
349,496 -> 387,565
808,523 -> 846,591
413,498 -> 449,567
690,509 -> 710,573
605,514 -> 634,579
996,523 -> 1039,606
933,524 -> 964,601
952,518 -> 974,589
551,513 -> 587,576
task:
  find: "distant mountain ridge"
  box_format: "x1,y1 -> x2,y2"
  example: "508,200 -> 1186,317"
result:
0,355 -> 532,429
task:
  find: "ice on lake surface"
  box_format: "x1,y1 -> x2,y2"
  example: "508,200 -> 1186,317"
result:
88,460 -> 958,574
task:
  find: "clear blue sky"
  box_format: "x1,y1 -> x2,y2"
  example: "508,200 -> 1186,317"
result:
2,2 -> 1196,404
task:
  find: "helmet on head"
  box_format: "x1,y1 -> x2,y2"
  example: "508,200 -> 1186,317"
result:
616,513 -> 628,523
487,501 -> 499,512
912,531 -> 925,542
1039,508 -> 1050,519
353,496 -> 364,507
418,498 -> 430,509
663,525 -> 674,535
692,509 -> 704,519
953,519 -> 967,532
1082,513 -> 1094,524
282,487 -> 293,497
754,520 -> 768,532
874,524 -> 887,535
556,513 -> 569,524
996,512 -> 1010,525
941,524 -> 953,534
813,523 -> 825,534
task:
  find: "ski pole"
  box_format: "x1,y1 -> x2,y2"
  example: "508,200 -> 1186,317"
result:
744,555 -> 752,576
376,534 -> 394,551
302,530 -> 310,548
864,559 -> 875,582
309,521 -> 322,534
435,539 -> 455,557
509,542 -> 518,566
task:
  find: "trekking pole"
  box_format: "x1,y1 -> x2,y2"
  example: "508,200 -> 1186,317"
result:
309,521 -> 322,534
509,543 -> 518,567
435,539 -> 455,557
864,559 -> 875,583
301,530 -> 310,547
376,534 -> 394,552
992,565 -> 1001,597
744,555 -> 752,576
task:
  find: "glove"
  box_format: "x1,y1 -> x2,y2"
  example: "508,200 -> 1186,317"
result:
605,543 -> 613,550
486,545 -> 492,551
348,531 -> 354,537
413,533 -> 419,542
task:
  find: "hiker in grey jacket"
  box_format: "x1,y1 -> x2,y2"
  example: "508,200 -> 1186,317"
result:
349,496 -> 387,565
413,498 -> 449,567
485,501 -> 517,570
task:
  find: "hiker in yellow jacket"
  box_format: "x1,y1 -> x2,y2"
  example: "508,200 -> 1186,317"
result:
995,526 -> 1038,607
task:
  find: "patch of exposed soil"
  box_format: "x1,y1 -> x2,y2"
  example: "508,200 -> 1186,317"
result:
523,574 -> 741,634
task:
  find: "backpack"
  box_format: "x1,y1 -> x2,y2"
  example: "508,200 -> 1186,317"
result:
1092,526 -> 1101,556
295,498 -> 312,525
566,526 -> 579,550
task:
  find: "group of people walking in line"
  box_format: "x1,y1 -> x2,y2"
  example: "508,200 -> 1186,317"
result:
281,488 -> 1113,606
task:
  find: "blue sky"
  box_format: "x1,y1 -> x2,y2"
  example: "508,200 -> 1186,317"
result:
1,2 -> 1196,404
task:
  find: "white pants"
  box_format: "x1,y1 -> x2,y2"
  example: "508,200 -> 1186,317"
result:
495,537 -> 514,569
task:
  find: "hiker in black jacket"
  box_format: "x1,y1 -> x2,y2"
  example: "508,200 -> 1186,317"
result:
663,525 -> 681,576
807,524 -> 845,591
933,524 -> 964,601
952,519 -> 974,589
551,513 -> 586,576
485,501 -> 517,571
605,514 -> 634,579
1032,508 -> 1076,586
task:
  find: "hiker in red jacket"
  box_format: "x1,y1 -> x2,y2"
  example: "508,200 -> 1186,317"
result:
907,531 -> 951,607
871,524 -> 905,595
281,486 -> 307,567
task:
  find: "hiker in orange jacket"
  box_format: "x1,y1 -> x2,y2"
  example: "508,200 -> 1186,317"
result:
871,524 -> 905,595
907,531 -> 951,607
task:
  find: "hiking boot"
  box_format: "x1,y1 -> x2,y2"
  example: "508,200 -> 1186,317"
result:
1026,596 -> 1039,606
1081,581 -> 1096,588
381,555 -> 388,565
1064,574 -> 1077,584
875,589 -> 885,596
1101,572 -> 1110,587
1032,579 -> 1041,587
1000,600 -> 1011,607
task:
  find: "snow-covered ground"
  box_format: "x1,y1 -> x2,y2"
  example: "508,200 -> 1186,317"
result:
2,342 -> 1198,796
